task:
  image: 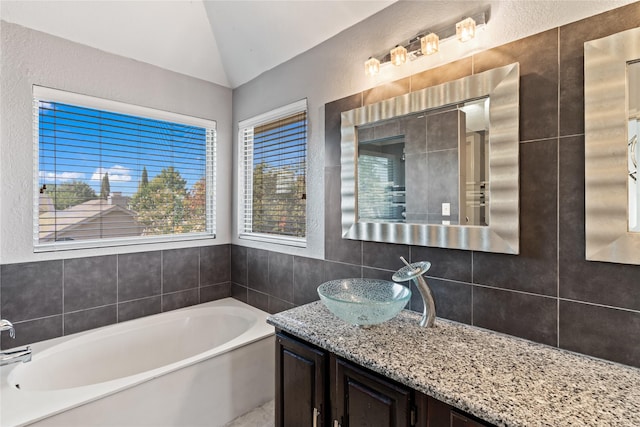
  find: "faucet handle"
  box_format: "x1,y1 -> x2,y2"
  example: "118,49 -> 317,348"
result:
0,319 -> 16,339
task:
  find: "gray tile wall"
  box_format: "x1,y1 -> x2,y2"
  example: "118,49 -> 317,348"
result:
0,245 -> 231,349
232,4 -> 640,369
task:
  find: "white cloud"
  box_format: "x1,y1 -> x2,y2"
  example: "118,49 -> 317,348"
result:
38,101 -> 55,114
91,165 -> 132,182
39,171 -> 85,182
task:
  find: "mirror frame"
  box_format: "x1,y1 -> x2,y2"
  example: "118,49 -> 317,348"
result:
340,63 -> 520,254
585,26 -> 640,264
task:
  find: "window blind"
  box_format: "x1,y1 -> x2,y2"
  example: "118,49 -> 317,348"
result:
34,87 -> 216,249
239,101 -> 307,242
358,153 -> 396,220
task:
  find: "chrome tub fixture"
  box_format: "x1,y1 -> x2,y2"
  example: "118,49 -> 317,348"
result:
0,319 -> 32,366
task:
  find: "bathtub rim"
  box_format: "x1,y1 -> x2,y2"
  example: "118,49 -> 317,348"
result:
0,297 -> 275,427
8,302 -> 261,391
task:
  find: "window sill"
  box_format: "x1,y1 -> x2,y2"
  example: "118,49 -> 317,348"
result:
238,232 -> 307,248
34,232 -> 216,253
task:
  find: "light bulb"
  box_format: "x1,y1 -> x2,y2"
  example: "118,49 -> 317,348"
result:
420,33 -> 439,55
456,17 -> 476,42
364,57 -> 381,76
390,45 -> 407,66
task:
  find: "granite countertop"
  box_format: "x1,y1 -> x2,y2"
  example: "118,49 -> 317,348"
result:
267,302 -> 640,427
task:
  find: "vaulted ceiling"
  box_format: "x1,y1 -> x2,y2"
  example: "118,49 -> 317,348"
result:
0,0 -> 396,88
2,1 -> 636,90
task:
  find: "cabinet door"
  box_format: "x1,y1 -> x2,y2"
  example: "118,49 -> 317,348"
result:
276,333 -> 327,427
450,412 -> 488,427
333,357 -> 412,427
415,391 -> 492,427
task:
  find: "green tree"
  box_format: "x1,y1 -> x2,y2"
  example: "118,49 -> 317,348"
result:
130,166 -> 189,235
140,167 -> 149,189
251,162 -> 305,237
131,167 -> 151,213
251,162 -> 273,233
50,181 -> 98,210
184,177 -> 206,232
100,172 -> 111,199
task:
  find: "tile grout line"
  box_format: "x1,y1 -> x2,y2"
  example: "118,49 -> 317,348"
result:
408,246 -> 413,310
556,25 -> 561,349
471,251 -> 474,325
558,297 -> 640,315
61,259 -> 65,336
63,302 -> 118,316
291,254 -> 296,306
116,254 -> 119,323
267,251 -> 271,312
160,251 -> 164,312
12,313 -> 62,324
360,241 -> 364,278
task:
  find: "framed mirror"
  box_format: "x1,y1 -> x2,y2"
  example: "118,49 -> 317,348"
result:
340,63 -> 520,254
585,26 -> 640,265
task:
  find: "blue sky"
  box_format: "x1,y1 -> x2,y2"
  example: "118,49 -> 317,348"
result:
38,101 -> 208,197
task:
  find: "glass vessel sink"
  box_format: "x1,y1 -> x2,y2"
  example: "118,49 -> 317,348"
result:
317,278 -> 411,326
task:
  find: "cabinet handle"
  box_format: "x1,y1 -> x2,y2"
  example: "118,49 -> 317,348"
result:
313,408 -> 319,427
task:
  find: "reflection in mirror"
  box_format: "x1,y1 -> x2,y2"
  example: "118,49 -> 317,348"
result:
356,99 -> 489,226
341,62 -> 520,254
629,60 -> 639,232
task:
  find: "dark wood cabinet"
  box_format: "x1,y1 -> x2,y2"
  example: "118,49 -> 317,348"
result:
333,356 -> 412,427
276,333 -> 328,427
449,411 -> 488,427
418,394 -> 489,427
275,331 -> 493,427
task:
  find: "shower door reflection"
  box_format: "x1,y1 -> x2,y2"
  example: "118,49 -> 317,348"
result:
356,98 -> 489,226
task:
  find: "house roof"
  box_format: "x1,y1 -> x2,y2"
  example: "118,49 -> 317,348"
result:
39,199 -> 137,239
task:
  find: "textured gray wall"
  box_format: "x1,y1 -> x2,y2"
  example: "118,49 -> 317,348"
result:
0,21 -> 233,264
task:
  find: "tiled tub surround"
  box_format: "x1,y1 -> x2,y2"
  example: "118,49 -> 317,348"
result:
0,245 -> 231,349
269,302 -> 640,427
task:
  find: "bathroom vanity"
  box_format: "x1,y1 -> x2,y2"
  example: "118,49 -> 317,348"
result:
268,302 -> 640,427
274,331 -> 486,427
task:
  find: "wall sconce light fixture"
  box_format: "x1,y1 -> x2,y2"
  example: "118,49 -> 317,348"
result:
456,17 -> 476,42
364,11 -> 487,76
390,45 -> 408,66
365,57 -> 381,76
421,33 -> 439,55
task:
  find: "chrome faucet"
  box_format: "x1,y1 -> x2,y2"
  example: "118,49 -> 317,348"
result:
0,319 -> 32,366
392,257 -> 436,328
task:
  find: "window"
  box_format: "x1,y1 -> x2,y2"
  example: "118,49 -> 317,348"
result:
33,86 -> 216,250
238,99 -> 307,246
358,152 -> 398,221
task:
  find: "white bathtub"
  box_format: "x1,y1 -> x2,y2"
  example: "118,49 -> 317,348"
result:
0,298 -> 275,427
